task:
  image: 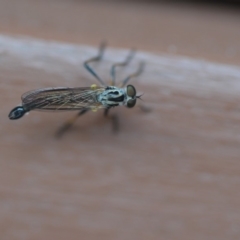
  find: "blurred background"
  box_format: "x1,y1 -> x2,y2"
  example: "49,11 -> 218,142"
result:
1,1 -> 240,240
0,0 -> 239,64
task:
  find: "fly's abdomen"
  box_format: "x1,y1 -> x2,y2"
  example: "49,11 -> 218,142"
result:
21,87 -> 103,111
8,106 -> 27,120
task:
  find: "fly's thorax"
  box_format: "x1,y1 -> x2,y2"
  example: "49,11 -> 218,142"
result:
97,85 -> 137,108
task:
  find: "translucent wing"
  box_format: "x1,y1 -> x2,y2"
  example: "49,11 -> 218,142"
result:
21,87 -> 105,111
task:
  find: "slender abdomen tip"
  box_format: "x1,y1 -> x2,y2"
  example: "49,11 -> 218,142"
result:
8,106 -> 26,120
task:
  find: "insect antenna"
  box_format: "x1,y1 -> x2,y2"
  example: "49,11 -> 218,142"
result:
136,93 -> 144,101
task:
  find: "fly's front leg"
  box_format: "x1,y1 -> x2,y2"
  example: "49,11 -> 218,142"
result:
138,104 -> 151,113
104,108 -> 119,133
121,61 -> 145,87
56,109 -> 89,138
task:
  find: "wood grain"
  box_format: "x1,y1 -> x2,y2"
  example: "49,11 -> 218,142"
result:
1,35 -> 240,240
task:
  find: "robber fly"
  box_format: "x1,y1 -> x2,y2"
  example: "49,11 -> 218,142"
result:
8,43 -> 144,137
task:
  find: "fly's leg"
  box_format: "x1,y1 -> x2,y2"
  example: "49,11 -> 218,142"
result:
104,108 -> 119,133
121,61 -> 145,87
110,49 -> 135,86
56,109 -> 89,138
138,104 -> 151,113
84,42 -> 107,86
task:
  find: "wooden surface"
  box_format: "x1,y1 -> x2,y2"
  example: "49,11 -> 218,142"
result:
1,1 -> 240,240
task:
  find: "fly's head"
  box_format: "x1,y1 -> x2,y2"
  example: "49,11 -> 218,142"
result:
125,85 -> 138,108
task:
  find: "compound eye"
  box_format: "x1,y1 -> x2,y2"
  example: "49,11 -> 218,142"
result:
127,99 -> 136,108
126,85 -> 136,98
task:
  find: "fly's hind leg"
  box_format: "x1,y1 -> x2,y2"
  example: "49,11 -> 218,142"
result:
55,109 -> 89,138
104,108 -> 119,133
